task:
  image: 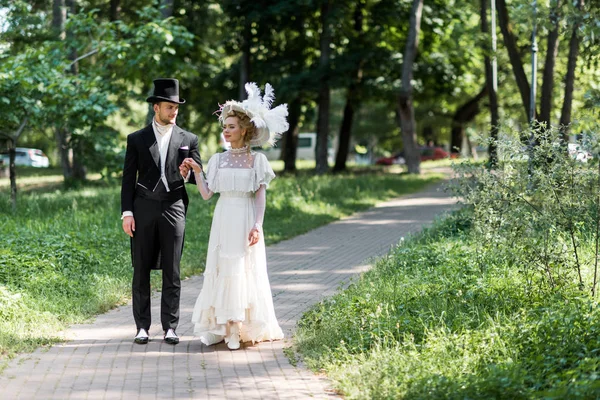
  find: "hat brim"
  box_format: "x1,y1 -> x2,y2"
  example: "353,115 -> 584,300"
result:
146,95 -> 186,104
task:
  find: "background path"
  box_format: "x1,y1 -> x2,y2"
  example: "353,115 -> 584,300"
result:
0,181 -> 458,399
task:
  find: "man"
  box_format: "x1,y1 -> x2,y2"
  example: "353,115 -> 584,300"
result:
121,78 -> 201,345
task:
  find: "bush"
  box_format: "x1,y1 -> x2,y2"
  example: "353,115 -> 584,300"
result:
451,125 -> 600,294
294,124 -> 600,398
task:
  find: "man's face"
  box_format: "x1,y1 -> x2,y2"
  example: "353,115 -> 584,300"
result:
154,102 -> 179,125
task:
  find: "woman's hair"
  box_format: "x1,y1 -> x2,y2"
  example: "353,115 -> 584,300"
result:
225,110 -> 256,146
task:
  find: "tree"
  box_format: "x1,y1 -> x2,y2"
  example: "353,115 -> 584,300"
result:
333,0 -> 365,173
481,0 -> 499,166
559,0 -> 585,141
1,1 -> 195,182
0,120 -> 28,212
539,0 -> 561,128
109,0 -> 121,21
496,0 -> 533,121
397,0 -> 424,174
315,0 -> 333,174
450,86 -> 488,155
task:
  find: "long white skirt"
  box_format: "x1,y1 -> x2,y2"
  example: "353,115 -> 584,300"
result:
191,192 -> 284,344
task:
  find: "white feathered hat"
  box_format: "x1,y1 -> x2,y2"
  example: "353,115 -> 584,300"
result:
217,82 -> 289,147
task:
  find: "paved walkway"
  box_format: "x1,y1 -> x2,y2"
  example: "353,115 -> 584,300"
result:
0,181 -> 458,399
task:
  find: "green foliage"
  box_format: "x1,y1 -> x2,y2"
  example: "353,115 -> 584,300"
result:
295,207 -> 600,398
451,124 -> 600,293
0,1 -> 195,177
0,169 -> 441,367
294,127 -> 600,398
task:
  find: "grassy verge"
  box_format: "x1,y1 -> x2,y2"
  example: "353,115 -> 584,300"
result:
294,208 -> 600,399
0,166 -> 443,368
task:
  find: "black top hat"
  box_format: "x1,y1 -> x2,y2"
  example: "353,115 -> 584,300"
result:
146,78 -> 186,104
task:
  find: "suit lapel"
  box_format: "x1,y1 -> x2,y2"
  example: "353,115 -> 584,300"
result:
166,126 -> 184,171
141,124 -> 160,168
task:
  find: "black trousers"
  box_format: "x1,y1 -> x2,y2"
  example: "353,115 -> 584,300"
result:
131,186 -> 186,332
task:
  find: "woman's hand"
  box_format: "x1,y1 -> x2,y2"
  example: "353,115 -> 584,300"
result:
182,157 -> 202,175
248,226 -> 261,246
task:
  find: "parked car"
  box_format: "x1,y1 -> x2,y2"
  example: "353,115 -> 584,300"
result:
567,143 -> 593,162
0,148 -> 50,168
376,146 -> 455,165
257,133 -> 334,161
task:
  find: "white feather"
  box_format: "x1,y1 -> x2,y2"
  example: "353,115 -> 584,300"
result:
217,82 -> 288,148
244,82 -> 262,110
262,83 -> 275,109
265,105 -> 289,133
251,116 -> 267,129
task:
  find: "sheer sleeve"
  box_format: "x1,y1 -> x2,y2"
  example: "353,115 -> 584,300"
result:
253,153 -> 275,191
194,171 -> 213,200
195,153 -> 218,200
205,153 -> 219,192
254,184 -> 266,228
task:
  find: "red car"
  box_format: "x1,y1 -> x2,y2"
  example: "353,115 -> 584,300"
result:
375,146 -> 453,165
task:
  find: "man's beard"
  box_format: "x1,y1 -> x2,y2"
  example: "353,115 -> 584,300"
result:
158,115 -> 175,125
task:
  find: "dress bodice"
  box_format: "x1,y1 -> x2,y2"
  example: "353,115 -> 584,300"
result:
205,151 -> 275,194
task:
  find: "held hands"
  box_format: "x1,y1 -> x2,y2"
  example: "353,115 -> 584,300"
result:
180,157 -> 202,177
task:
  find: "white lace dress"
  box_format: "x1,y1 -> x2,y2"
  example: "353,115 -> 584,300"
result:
191,150 -> 284,344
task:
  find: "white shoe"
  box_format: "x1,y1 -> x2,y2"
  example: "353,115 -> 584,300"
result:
200,332 -> 225,346
134,328 -> 149,344
227,332 -> 240,350
164,329 -> 179,345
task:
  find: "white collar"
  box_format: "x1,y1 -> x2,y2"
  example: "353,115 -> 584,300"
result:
152,118 -> 174,136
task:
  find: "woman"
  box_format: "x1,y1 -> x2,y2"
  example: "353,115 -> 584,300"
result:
183,83 -> 288,350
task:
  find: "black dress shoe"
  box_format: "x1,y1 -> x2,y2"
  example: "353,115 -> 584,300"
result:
164,329 -> 179,345
134,328 -> 149,344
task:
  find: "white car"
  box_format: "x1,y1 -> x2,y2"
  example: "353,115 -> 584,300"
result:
257,133 -> 334,162
0,148 -> 50,168
567,143 -> 593,162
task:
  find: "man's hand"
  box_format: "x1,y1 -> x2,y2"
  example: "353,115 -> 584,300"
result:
179,162 -> 190,178
182,158 -> 202,175
123,216 -> 135,238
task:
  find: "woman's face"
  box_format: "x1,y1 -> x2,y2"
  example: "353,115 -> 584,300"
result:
222,116 -> 246,147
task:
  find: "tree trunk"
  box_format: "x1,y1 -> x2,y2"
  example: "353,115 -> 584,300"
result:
52,0 -> 66,39
315,0 -> 332,175
8,145 -> 16,212
539,1 -> 561,128
397,0 -> 424,174
239,21 -> 251,101
3,119 -> 29,211
67,0 -> 86,181
560,0 -> 584,141
160,0 -> 173,19
333,0 -> 365,173
451,86 -> 488,155
334,98 -> 356,173
423,126 -> 434,146
283,98 -> 302,173
109,0 -> 121,21
52,0 -> 73,180
481,0 -> 499,166
496,0 -> 533,120
55,127 -> 72,179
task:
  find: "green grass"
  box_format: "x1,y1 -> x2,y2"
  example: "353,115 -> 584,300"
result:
293,208 -> 600,399
0,166 -> 443,368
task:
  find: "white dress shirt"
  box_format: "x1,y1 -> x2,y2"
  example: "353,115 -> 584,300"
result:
121,119 -> 174,219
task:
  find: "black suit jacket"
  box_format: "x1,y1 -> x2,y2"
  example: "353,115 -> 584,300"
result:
120,124 -> 202,214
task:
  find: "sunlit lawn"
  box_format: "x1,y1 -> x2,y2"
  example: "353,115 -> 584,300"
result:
0,163 -> 445,369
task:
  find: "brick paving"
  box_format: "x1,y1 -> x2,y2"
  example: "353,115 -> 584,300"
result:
0,181 -> 458,399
